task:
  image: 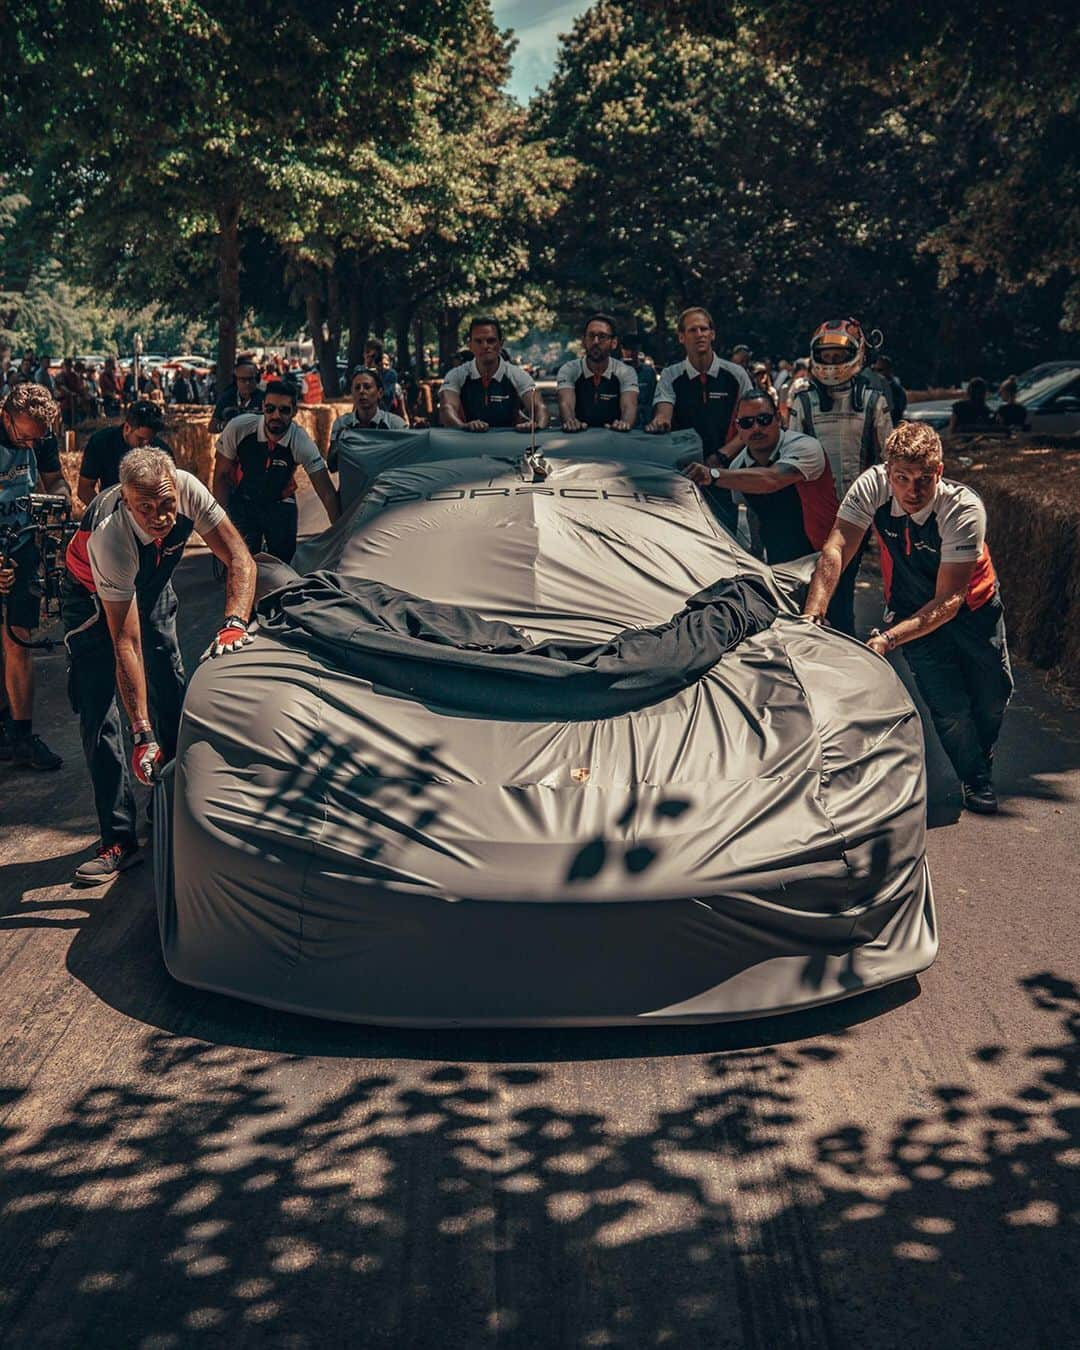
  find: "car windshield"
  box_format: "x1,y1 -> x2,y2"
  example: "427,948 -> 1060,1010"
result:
1015,366 -> 1080,405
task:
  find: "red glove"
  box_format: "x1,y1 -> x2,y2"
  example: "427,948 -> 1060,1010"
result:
131,734 -> 163,785
202,615 -> 254,660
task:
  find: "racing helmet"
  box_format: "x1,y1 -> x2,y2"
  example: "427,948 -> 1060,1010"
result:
810,318 -> 866,387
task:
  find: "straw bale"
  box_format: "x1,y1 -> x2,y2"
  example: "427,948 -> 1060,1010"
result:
949,444 -> 1080,693
165,408 -> 215,481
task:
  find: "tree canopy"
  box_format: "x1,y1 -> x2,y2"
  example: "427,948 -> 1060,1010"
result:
2,1 -> 1077,386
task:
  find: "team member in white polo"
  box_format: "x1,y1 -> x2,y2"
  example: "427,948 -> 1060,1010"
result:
439,317 -> 547,433
557,313 -> 639,431
64,448 -> 256,881
212,379 -> 340,563
327,365 -> 406,472
803,421 -> 1012,815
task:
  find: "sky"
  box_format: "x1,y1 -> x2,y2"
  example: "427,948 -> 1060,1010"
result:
491,0 -> 591,103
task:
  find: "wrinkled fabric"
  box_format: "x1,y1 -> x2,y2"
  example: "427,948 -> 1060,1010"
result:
255,572 -> 778,719
160,432 -> 936,1026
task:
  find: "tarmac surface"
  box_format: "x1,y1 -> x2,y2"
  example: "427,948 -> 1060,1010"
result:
1,493 -> 1078,1348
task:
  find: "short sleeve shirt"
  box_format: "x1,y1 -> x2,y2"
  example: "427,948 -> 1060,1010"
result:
727,429 -> 825,481
556,357 -> 638,393
80,425 -> 174,491
216,413 -> 327,475
440,358 -> 535,401
0,435 -> 37,530
838,464 -> 996,616
82,471 -> 225,602
838,465 -> 986,560
330,409 -> 406,439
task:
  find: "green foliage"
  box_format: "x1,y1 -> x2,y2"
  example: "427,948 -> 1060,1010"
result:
3,0 -> 475,375
4,1 -> 1076,385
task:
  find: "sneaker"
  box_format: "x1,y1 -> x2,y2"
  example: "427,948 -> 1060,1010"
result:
11,733 -> 63,771
74,842 -> 143,884
961,777 -> 998,815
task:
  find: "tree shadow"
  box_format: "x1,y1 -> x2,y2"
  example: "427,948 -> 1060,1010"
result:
0,972 -> 1074,1347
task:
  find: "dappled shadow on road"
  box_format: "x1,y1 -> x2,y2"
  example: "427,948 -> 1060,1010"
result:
0,973 -> 1075,1347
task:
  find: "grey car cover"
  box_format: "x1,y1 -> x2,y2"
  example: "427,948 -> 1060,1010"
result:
157,428 -> 936,1026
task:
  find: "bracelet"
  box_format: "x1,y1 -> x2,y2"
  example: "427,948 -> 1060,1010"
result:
132,718 -> 152,735
870,628 -> 898,650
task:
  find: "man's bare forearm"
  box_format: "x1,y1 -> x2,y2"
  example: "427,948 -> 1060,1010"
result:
881,593 -> 965,648
710,467 -> 799,493
804,547 -> 844,620
223,551 -> 256,621
114,637 -> 150,726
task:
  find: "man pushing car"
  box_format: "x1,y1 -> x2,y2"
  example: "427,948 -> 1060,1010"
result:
64,447 -> 257,882
803,420 -> 1012,814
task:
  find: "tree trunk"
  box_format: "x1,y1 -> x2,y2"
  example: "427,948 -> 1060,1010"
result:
216,199 -> 241,388
395,305 -> 413,375
437,306 -> 462,371
413,316 -> 427,379
373,283 -> 387,350
320,270 -> 341,398
346,272 -> 372,373
305,272 -> 326,377
651,292 -> 668,364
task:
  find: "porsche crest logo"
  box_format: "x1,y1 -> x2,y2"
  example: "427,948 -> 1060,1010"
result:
570,767 -> 591,783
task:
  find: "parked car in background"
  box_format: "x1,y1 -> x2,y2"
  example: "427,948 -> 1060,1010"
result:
906,361 -> 1080,437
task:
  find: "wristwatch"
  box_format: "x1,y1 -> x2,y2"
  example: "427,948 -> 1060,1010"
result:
708,466 -> 722,480
869,627 -> 898,651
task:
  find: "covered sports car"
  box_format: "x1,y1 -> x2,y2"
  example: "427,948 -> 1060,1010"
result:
155,427 -> 936,1026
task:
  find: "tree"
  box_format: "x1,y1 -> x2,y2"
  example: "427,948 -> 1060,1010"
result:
366,13 -> 573,371
4,0 -> 472,384
655,1 -> 1080,334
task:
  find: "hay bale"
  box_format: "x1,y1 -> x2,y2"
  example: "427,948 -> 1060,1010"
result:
950,445 -> 1080,694
165,408 -> 215,482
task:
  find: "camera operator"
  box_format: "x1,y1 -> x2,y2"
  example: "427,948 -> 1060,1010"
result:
0,383 -> 67,770
63,447 -> 256,882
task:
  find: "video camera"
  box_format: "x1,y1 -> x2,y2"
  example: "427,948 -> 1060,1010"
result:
0,493 -> 79,647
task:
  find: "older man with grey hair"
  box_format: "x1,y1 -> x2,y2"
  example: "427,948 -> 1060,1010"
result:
63,447 -> 256,882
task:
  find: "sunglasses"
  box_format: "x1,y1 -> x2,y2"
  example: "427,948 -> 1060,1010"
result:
736,412 -> 777,429
264,403 -> 294,416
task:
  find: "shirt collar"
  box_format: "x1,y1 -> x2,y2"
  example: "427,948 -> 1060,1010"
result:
467,357 -> 507,382
682,354 -> 721,380
582,357 -> 614,380
730,430 -> 787,469
258,416 -> 295,446
889,478 -> 940,525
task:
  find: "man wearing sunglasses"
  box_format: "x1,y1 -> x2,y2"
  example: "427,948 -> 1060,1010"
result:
787,317 -> 893,634
212,380 -> 340,564
210,359 -> 264,434
684,389 -> 839,580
